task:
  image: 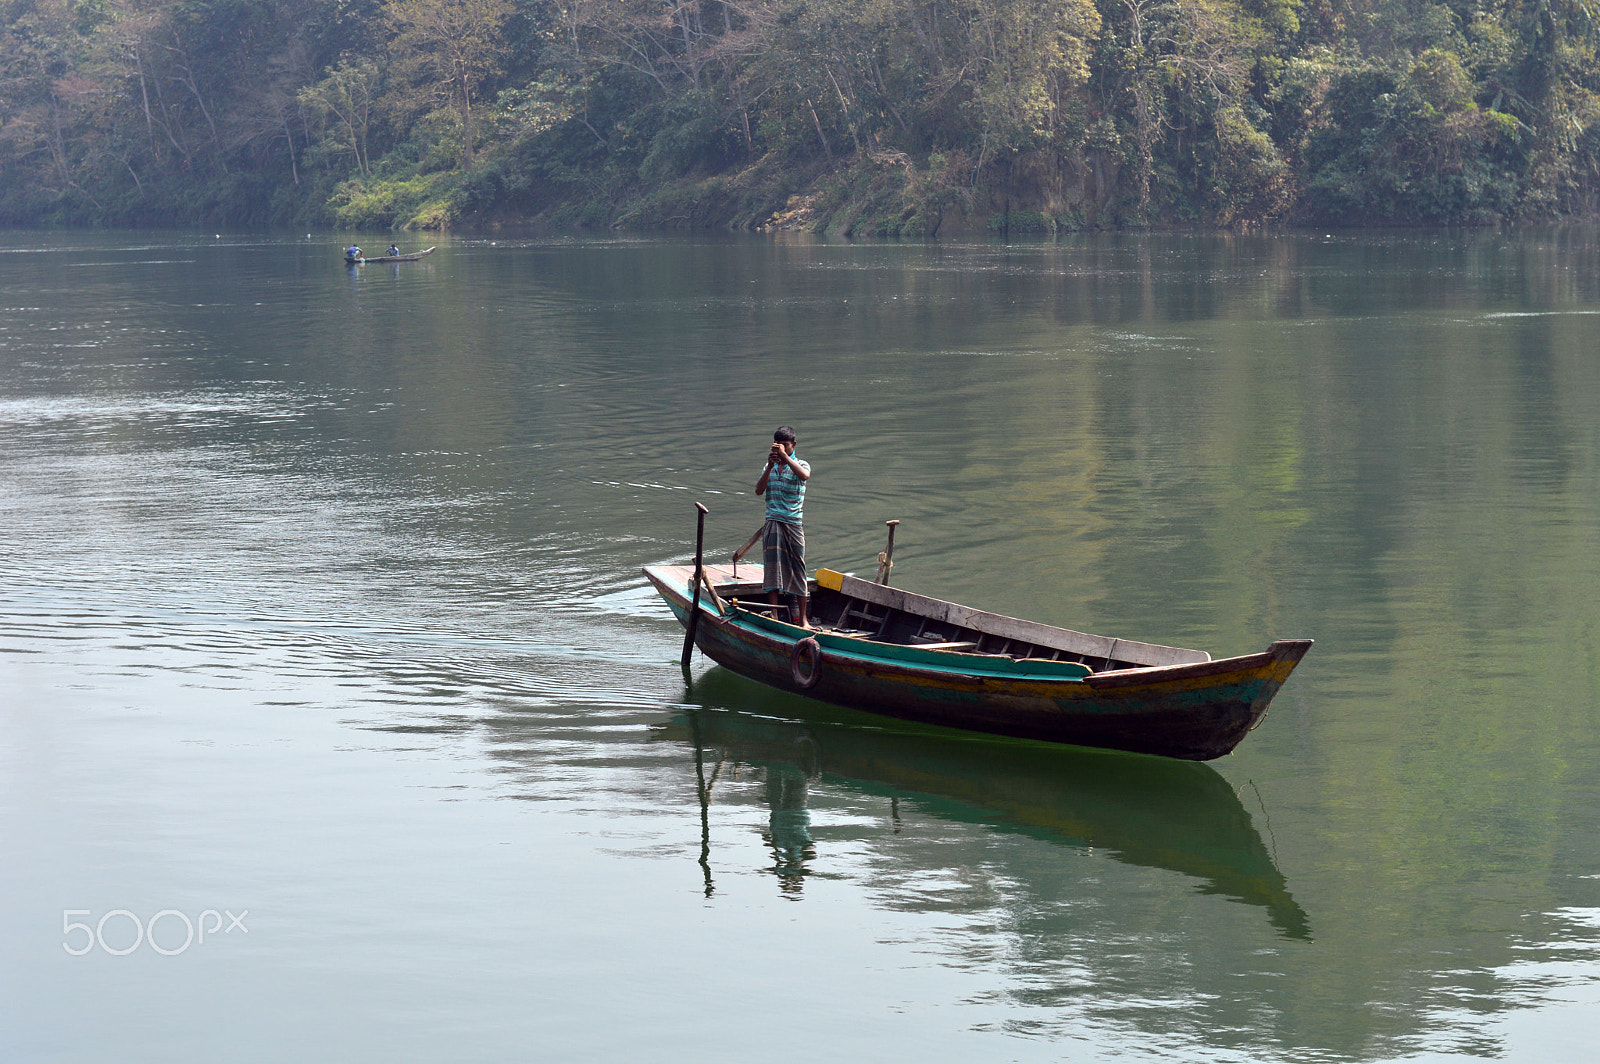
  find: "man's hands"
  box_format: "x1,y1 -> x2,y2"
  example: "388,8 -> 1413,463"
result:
759,438 -> 806,492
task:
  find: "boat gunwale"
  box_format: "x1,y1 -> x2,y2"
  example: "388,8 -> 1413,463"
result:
733,604 -> 1096,682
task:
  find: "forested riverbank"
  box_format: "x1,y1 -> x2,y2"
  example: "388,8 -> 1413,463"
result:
3,0 -> 1598,233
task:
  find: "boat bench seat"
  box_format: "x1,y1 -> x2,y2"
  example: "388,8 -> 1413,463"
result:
910,640 -> 978,652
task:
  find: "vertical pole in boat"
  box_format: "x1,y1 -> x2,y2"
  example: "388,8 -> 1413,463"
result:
876,520 -> 901,585
681,503 -> 709,668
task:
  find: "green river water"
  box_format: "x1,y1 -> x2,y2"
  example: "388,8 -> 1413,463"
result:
2,228 -> 1598,1062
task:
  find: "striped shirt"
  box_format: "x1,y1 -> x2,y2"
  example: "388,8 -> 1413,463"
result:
763,455 -> 810,524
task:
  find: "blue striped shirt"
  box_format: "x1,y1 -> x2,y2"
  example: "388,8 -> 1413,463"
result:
763,455 -> 810,524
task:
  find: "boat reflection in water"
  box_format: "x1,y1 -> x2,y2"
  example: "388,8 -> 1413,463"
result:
663,669 -> 1310,940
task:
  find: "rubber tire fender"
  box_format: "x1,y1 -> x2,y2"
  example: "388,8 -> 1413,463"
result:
790,637 -> 823,690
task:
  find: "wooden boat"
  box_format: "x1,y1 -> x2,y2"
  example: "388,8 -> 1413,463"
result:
348,247 -> 436,263
643,557 -> 1312,762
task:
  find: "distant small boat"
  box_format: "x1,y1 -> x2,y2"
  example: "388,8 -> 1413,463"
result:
347,247 -> 436,264
645,550 -> 1312,761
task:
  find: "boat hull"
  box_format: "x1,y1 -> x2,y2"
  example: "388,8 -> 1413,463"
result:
346,247 -> 436,263
644,564 -> 1310,761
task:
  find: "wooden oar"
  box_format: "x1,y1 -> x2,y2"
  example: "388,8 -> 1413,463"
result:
681,503 -> 709,667
698,567 -> 727,614
731,525 -> 763,578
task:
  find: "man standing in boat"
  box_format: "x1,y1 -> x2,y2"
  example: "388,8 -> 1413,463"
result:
756,426 -> 812,629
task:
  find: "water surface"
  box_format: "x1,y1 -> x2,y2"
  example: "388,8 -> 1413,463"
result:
3,229 -> 1598,1062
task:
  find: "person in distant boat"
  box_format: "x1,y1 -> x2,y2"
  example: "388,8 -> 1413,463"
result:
387,245 -> 400,257
345,245 -> 362,263
755,425 -> 812,629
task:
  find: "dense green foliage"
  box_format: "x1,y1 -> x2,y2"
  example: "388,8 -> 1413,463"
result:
3,0 -> 1598,230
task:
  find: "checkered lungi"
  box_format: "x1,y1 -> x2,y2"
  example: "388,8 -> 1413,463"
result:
761,519 -> 807,596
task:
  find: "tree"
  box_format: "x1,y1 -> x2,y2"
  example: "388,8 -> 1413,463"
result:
965,0 -> 1100,172
383,0 -> 512,170
0,0 -> 114,215
298,54 -> 381,176
1095,0 -> 1282,223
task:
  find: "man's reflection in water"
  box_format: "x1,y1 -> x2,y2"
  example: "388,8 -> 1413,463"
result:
763,764 -> 815,894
